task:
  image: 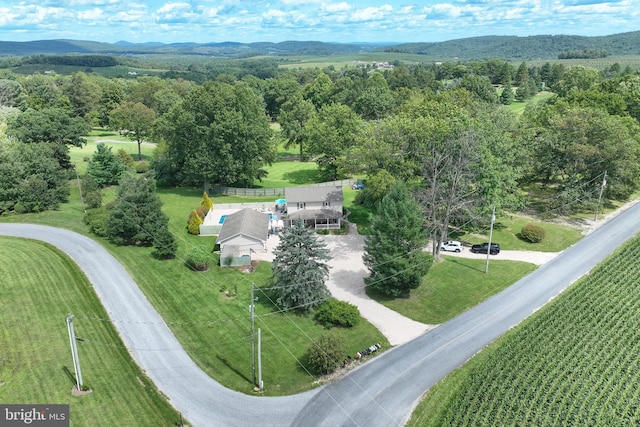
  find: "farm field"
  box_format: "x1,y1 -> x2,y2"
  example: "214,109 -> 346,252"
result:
408,233 -> 640,426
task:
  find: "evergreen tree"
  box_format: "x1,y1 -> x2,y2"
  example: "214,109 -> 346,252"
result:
152,227 -> 177,259
107,171 -> 173,247
515,84 -> 530,101
187,209 -> 202,235
500,80 -> 514,105
269,219 -> 331,311
514,61 -> 529,87
201,191 -> 213,211
363,182 -> 432,297
87,143 -> 126,187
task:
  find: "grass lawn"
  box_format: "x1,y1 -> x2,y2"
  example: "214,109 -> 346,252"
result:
342,188 -> 373,234
367,257 -> 537,324
256,160 -> 320,188
505,91 -> 554,115
70,129 -> 156,175
450,212 -> 584,252
0,237 -> 182,426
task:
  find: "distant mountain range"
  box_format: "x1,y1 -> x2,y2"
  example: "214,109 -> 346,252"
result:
1,31 -> 639,60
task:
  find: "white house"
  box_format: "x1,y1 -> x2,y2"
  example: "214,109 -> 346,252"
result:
284,186 -> 343,229
216,208 -> 270,266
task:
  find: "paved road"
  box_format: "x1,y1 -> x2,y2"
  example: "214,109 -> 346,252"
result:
2,200 -> 639,426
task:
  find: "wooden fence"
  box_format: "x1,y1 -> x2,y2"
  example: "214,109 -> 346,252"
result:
212,179 -> 361,197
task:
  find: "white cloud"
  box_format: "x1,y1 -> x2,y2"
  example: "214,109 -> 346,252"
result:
321,2 -> 352,13
349,4 -> 393,22
77,8 -> 105,21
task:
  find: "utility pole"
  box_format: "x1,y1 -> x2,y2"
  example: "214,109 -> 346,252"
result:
66,314 -> 83,391
485,205 -> 496,274
74,163 -> 85,213
250,283 -> 257,387
257,328 -> 263,391
594,171 -> 607,221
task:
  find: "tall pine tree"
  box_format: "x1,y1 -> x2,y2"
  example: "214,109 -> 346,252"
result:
269,219 -> 331,311
363,182 -> 432,297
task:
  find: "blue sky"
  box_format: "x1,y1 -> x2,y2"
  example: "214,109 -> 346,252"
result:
0,0 -> 637,44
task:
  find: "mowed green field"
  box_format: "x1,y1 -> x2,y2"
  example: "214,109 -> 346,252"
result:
0,237 -> 181,426
370,257 -> 537,324
408,234 -> 640,426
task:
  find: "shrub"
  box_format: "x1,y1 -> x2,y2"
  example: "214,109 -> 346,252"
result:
81,174 -> 102,209
84,190 -> 103,209
307,332 -> 346,375
520,223 -> 547,243
134,161 -> 149,174
201,192 -> 214,210
196,204 -> 208,219
315,299 -> 360,328
84,206 -> 111,237
186,246 -> 211,271
117,149 -> 135,168
187,209 -> 203,235
187,205 -> 209,226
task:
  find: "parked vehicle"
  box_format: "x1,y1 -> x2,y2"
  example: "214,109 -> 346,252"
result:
440,240 -> 463,253
470,242 -> 501,255
351,183 -> 364,190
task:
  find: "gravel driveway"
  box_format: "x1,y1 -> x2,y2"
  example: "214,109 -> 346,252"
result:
257,222 -> 560,346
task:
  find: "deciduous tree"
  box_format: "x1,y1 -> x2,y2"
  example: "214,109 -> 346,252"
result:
157,81 -> 275,188
303,103 -> 364,181
109,101 -> 156,161
6,107 -> 89,169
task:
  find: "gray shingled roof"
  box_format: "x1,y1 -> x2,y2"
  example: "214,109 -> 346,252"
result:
217,208 -> 269,244
285,186 -> 343,204
287,209 -> 343,220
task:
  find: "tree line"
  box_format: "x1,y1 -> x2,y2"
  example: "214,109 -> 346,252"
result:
1,57 -> 639,263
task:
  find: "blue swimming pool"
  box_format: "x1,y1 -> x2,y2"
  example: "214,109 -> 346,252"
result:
218,215 -> 227,224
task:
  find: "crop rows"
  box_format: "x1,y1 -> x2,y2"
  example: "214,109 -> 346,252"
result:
437,235 -> 640,426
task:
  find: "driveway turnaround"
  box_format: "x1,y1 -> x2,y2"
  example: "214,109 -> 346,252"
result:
1,200 -> 639,426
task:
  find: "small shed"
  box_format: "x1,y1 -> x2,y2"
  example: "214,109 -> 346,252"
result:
216,209 -> 269,265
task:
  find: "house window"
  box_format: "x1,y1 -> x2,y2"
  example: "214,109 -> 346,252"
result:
297,202 -> 306,209
323,201 -> 331,207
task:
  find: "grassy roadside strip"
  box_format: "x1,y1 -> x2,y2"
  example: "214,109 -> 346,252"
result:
368,257 -> 537,324
0,237 -> 182,426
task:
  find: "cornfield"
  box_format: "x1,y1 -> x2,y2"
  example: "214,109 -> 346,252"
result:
435,234 -> 640,425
